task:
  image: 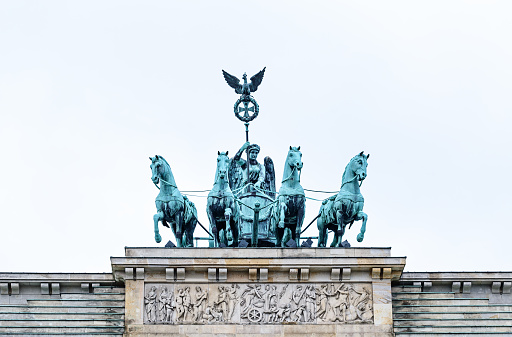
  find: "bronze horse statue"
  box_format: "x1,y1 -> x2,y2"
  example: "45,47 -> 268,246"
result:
150,155 -> 197,247
317,152 -> 369,247
272,147 -> 306,247
207,151 -> 240,247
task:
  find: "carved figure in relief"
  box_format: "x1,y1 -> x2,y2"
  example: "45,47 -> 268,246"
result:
240,284 -> 266,323
175,288 -> 185,322
157,286 -> 170,322
316,284 -> 329,320
204,306 -> 223,323
275,303 -> 292,322
182,287 -> 192,321
144,286 -> 157,323
290,285 -> 308,322
261,285 -> 278,323
314,283 -> 373,323
193,286 -> 208,322
226,284 -> 240,320
164,291 -> 174,323
304,285 -> 316,322
213,286 -> 230,321
346,286 -> 373,322
328,284 -> 349,322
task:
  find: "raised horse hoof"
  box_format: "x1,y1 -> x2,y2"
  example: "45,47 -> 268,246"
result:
357,233 -> 364,242
155,233 -> 162,243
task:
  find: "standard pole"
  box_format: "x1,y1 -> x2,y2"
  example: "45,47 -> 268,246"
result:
252,202 -> 260,247
244,122 -> 250,188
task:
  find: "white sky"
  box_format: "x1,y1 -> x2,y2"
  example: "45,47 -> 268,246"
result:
1,1 -> 511,273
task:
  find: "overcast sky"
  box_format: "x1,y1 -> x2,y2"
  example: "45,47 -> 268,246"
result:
1,1 -> 511,273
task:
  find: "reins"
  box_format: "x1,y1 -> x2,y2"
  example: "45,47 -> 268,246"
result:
281,165 -> 302,184
340,174 -> 364,189
153,176 -> 178,190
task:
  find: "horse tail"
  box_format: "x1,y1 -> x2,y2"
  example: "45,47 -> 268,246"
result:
183,197 -> 198,226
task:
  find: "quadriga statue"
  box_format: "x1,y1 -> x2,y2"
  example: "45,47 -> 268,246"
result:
149,155 -> 197,247
206,151 -> 240,247
317,151 -> 369,247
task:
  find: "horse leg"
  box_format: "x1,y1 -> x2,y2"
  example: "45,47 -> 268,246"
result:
219,226 -> 227,247
175,211 -> 183,248
224,208 -> 232,247
278,200 -> 286,229
317,218 -> 326,247
330,230 -> 338,247
335,210 -> 345,247
295,202 -> 306,246
228,208 -> 239,247
153,211 -> 164,243
183,218 -> 195,248
210,217 -> 219,247
356,211 -> 368,242
282,228 -> 292,247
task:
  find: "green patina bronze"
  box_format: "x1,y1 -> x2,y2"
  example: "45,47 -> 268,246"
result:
317,152 -> 369,247
149,155 -> 197,247
228,142 -> 276,246
147,68 -> 372,249
207,151 -> 240,248
271,147 -> 306,247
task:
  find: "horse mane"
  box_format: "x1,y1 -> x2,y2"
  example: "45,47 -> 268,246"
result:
341,154 -> 360,185
156,155 -> 174,183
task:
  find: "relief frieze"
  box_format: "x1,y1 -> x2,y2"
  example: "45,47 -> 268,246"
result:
143,283 -> 373,325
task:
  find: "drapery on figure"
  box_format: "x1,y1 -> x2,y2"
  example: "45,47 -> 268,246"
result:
144,286 -> 157,322
229,141 -> 275,197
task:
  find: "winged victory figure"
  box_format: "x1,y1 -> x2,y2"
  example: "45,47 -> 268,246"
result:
222,67 -> 266,100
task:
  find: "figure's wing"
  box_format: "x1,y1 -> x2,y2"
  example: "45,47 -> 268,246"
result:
249,67 -> 266,92
222,70 -> 242,94
263,156 -> 276,198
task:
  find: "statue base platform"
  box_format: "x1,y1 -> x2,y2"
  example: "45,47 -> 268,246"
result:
111,247 -> 406,336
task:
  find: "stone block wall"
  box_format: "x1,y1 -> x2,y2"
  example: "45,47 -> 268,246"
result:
0,273 -> 124,336
392,272 -> 512,336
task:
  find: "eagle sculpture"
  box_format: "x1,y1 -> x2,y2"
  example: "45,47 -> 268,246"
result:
222,67 -> 266,97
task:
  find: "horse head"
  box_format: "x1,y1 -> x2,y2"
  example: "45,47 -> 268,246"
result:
343,151 -> 370,183
215,151 -> 230,182
149,155 -> 170,184
287,146 -> 303,171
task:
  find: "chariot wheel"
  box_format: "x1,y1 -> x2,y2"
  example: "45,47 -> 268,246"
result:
247,308 -> 262,323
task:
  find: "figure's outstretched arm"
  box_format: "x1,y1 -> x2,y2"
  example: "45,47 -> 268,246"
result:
233,142 -> 250,164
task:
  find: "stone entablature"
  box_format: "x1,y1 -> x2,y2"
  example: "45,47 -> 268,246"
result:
112,247 -> 405,336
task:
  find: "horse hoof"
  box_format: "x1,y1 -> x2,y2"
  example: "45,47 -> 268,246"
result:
155,234 -> 162,243
357,233 -> 364,242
